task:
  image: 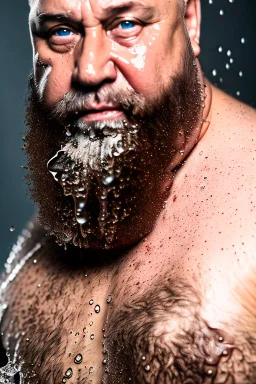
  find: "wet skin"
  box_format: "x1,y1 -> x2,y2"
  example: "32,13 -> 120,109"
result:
2,91 -> 256,383
1,0 -> 256,382
29,0 -> 205,160
27,0 -> 207,249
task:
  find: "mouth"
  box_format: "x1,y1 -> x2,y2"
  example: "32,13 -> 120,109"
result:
76,109 -> 124,122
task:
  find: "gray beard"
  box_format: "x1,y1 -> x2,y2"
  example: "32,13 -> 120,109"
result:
47,119 -> 141,247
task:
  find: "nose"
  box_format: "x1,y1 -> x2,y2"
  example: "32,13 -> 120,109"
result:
72,27 -> 117,89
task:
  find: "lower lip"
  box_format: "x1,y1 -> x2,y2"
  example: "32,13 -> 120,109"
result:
79,110 -> 124,122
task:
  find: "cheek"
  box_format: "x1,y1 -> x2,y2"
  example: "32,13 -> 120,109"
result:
34,51 -> 74,107
110,44 -> 161,100
110,26 -> 180,100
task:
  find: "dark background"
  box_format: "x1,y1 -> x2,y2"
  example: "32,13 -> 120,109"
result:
0,0 -> 255,270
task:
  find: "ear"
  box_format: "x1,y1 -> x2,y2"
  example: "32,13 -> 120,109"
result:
184,0 -> 201,57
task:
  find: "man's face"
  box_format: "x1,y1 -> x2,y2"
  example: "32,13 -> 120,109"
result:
30,0 -> 187,106
26,0 -> 202,249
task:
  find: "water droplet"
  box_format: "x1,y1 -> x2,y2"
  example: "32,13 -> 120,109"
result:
26,338 -> 29,342
89,321 -> 93,326
89,367 -> 93,375
238,71 -> 243,77
225,63 -> 230,70
102,174 -> 115,186
222,350 -> 228,356
89,299 -> 94,305
62,378 -> 67,383
75,197 -> 89,226
209,0 -> 213,4
227,50 -> 232,56
236,91 -> 241,96
144,365 -> 151,372
74,354 -> 83,364
219,77 -> 223,83
9,226 -> 15,232
218,46 -> 223,53
241,37 -> 246,44
65,368 -> 73,378
37,284 -> 41,288
90,334 -> 95,340
106,295 -> 112,304
207,369 -> 213,376
230,58 -> 234,64
65,128 -> 72,137
219,9 -> 224,15
218,336 -> 224,342
76,215 -> 87,225
142,356 -> 146,361
33,259 -> 37,264
179,149 -> 185,155
94,305 -> 100,314
229,0 -> 234,2
102,359 -> 107,365
212,69 -> 217,76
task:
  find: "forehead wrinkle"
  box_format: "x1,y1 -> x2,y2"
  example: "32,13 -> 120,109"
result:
90,0 -> 157,18
96,0 -> 153,10
30,0 -> 160,27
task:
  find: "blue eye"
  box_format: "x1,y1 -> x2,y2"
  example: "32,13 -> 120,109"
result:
120,21 -> 135,30
55,28 -> 72,37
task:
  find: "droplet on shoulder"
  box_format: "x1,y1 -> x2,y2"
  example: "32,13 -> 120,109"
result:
106,295 -> 112,304
65,368 -> 73,378
89,367 -> 94,375
94,305 -> 100,313
74,354 -> 83,364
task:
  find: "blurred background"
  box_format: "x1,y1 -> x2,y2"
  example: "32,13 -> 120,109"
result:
0,0 -> 255,270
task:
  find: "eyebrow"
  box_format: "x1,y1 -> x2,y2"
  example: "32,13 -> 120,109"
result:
32,13 -> 78,26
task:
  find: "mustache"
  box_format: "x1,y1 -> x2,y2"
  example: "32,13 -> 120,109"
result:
50,87 -> 146,124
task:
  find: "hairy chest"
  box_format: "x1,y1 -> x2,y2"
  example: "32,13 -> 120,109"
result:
2,231 -> 256,384
2,271 -> 256,384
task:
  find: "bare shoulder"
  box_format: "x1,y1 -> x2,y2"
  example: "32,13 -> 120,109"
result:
199,85 -> 256,175
211,85 -> 256,137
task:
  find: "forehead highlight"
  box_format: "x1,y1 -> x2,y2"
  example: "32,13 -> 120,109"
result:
29,0 -> 174,13
29,0 -> 170,28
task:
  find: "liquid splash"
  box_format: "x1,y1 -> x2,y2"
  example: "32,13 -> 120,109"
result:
47,120 -> 138,247
0,352 -> 23,384
0,225 -> 42,382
